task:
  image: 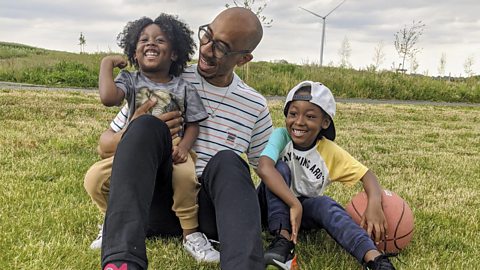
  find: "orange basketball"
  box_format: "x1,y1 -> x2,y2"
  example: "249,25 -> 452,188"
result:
345,190 -> 414,254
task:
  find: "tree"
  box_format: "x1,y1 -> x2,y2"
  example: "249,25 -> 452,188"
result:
463,54 -> 475,77
225,0 -> 273,27
338,36 -> 351,68
79,32 -> 86,54
371,41 -> 386,72
394,20 -> 426,73
437,52 -> 447,77
409,53 -> 419,74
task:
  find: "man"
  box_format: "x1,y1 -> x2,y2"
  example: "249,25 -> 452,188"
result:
99,7 -> 272,270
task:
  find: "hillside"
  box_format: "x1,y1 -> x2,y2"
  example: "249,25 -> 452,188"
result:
1,41 -> 479,103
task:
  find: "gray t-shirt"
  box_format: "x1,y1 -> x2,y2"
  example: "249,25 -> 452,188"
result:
114,70 -> 208,123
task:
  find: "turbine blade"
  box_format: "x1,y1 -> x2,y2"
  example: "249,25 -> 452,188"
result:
299,6 -> 325,19
324,0 -> 347,18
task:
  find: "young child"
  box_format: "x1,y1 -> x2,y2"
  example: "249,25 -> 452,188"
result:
257,81 -> 396,270
85,14 -> 219,262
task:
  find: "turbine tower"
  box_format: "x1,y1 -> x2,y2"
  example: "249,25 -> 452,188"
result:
300,0 -> 346,67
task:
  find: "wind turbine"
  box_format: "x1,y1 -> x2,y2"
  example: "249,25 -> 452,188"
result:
300,0 -> 347,67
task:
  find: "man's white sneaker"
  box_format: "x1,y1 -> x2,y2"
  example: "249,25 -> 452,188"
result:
183,232 -> 220,263
89,224 -> 103,249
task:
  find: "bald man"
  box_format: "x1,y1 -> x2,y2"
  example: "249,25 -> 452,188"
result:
100,8 -> 272,270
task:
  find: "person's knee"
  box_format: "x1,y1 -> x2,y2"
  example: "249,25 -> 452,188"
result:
209,150 -> 247,172
131,114 -> 162,126
314,196 -> 342,212
84,166 -> 103,196
130,114 -> 168,135
213,150 -> 249,175
123,115 -> 170,146
212,150 -> 239,162
203,150 -> 253,193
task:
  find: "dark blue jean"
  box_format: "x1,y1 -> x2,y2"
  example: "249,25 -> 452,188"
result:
257,161 -> 376,263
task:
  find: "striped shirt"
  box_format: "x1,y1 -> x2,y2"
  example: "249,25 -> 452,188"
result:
109,65 -> 273,176
110,105 -> 129,132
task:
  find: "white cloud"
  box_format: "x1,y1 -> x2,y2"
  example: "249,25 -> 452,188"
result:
0,0 -> 478,76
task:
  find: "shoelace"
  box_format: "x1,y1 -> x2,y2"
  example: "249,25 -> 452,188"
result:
193,234 -> 216,253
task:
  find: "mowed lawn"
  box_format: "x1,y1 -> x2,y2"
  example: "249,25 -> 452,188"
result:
0,89 -> 479,269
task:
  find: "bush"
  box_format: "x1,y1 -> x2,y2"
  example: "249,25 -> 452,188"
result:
1,61 -> 98,88
0,41 -> 479,103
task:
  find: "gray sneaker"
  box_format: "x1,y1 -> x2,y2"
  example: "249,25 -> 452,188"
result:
183,232 -> 220,263
89,224 -> 103,249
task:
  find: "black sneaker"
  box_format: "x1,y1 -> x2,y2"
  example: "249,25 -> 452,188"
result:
364,254 -> 396,270
264,234 -> 295,270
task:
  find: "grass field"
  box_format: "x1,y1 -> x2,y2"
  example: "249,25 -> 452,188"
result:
0,89 -> 479,269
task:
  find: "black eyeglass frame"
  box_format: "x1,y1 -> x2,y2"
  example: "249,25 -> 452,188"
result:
198,24 -> 251,59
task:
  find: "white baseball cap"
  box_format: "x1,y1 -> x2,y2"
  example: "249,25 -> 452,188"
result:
283,81 -> 336,141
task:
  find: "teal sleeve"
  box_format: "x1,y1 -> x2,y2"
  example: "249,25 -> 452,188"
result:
260,127 -> 291,162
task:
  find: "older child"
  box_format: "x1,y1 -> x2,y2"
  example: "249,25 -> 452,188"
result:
85,14 -> 219,263
257,81 -> 396,270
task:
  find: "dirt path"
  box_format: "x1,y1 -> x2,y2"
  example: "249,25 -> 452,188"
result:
1,81 -> 479,107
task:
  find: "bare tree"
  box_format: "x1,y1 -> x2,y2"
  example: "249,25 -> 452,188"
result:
409,53 -> 419,74
79,32 -> 86,54
394,20 -> 426,73
225,0 -> 273,27
437,53 -> 447,77
338,36 -> 351,68
371,41 -> 386,71
463,54 -> 475,77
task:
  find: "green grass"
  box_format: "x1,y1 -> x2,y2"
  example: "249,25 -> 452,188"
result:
1,89 -> 479,269
1,41 -> 480,103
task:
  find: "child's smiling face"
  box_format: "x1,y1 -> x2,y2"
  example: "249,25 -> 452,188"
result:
134,24 -> 177,74
285,98 -> 331,148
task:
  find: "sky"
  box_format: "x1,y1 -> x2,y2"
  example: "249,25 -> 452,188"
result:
1,0 -> 479,77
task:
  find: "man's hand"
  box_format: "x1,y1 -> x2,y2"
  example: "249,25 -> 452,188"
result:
157,110 -> 183,140
131,98 -> 155,121
133,98 -> 183,139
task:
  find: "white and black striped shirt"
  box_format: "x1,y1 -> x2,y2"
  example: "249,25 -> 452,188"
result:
109,65 -> 273,176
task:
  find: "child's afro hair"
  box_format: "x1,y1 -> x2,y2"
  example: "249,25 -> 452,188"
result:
116,13 -> 196,76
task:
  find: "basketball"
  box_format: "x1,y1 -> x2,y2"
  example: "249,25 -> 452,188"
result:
345,190 -> 414,254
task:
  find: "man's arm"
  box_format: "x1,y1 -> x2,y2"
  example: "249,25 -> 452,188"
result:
97,99 -> 184,158
97,128 -> 124,159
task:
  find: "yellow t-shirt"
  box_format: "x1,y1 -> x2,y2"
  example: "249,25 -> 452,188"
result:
261,127 -> 368,197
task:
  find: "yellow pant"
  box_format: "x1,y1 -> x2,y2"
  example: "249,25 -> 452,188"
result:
83,137 -> 199,230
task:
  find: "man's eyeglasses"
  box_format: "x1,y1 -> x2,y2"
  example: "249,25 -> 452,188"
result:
198,24 -> 251,59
